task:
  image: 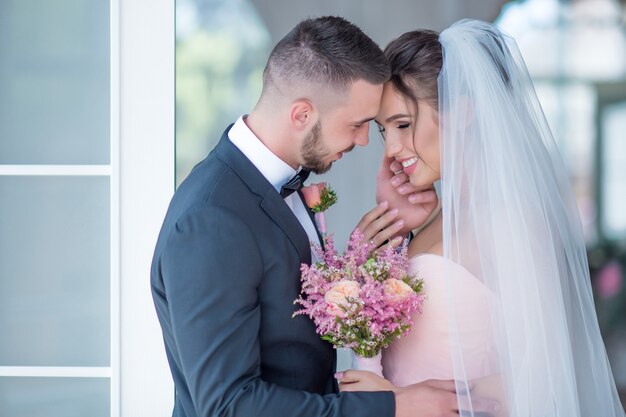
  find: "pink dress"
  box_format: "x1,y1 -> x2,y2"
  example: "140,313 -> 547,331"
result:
382,254 -> 499,387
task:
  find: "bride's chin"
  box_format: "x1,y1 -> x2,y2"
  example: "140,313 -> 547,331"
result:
408,177 -> 430,190
408,173 -> 438,191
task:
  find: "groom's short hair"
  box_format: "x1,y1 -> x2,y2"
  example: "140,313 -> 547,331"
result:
262,16 -> 390,96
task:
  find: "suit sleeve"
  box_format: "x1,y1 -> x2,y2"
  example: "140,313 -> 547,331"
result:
160,205 -> 395,417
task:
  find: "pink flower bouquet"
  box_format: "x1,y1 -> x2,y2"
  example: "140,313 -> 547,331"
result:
293,229 -> 425,362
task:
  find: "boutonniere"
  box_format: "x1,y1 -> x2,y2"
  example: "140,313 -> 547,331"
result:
301,183 -> 337,235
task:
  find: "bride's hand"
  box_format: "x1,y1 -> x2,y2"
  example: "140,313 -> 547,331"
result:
376,155 -> 438,237
336,370 -> 397,392
354,201 -> 405,251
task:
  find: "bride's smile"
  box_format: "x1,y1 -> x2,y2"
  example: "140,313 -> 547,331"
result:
399,156 -> 419,174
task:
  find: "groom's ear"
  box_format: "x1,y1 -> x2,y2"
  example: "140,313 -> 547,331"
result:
289,99 -> 317,131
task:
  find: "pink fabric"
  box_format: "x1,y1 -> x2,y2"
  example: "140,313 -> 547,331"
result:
382,254 -> 498,387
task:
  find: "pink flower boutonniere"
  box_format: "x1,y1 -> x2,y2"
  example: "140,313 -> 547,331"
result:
301,183 -> 337,235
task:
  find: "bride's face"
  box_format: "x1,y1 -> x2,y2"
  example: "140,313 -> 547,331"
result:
376,82 -> 440,187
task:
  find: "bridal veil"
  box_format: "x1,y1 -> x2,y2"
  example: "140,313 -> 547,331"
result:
437,19 -> 624,416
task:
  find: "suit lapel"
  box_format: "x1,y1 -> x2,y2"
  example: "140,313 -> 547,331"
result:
213,126 -> 312,265
260,192 -> 312,264
297,190 -> 325,251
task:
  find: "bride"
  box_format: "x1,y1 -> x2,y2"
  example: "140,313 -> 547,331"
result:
339,19 -> 625,416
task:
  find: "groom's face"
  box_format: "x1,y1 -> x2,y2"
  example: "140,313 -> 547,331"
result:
300,79 -> 383,174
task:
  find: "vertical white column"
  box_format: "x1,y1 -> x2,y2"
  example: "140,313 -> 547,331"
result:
110,0 -> 121,415
119,0 -> 175,415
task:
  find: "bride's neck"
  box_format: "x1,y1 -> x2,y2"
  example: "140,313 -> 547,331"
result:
408,211 -> 443,258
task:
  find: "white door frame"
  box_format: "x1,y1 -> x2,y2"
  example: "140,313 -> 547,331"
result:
119,0 -> 175,415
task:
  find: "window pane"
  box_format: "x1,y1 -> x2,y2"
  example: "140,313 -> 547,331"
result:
0,177 -> 110,366
602,100 -> 626,239
534,82 -> 598,242
0,377 -> 109,417
0,0 -> 110,164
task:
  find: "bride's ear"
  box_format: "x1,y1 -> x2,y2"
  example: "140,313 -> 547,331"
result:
289,99 -> 318,132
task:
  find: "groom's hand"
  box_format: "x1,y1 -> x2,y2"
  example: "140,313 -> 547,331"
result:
376,155 -> 438,237
394,380 -> 501,417
338,372 -> 501,417
336,370 -> 395,392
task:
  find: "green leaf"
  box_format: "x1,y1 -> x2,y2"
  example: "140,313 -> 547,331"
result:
313,187 -> 338,212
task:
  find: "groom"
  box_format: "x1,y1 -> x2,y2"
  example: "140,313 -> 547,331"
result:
151,16 -> 480,417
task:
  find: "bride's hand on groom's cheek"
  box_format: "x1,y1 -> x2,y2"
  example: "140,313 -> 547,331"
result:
336,370 -> 396,393
376,156 -> 438,236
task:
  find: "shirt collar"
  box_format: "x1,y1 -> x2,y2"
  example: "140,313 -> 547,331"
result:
228,115 -> 297,193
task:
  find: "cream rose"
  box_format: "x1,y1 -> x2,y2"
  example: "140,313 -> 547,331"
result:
383,278 -> 414,300
325,280 -> 360,317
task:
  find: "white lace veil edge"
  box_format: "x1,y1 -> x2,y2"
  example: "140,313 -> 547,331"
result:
437,19 -> 624,417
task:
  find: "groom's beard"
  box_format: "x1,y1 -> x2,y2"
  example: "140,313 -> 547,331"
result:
300,120 -> 332,174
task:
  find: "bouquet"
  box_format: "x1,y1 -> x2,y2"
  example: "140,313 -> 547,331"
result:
293,229 -> 425,376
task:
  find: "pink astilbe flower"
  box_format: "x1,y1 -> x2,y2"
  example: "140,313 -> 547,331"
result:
294,229 -> 425,358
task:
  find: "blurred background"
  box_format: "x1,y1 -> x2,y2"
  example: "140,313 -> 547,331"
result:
0,0 -> 624,415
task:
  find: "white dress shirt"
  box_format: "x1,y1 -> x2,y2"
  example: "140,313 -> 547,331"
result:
228,116 -> 321,261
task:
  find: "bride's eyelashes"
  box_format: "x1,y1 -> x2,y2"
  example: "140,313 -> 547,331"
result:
375,122 -> 412,143
376,122 -> 411,133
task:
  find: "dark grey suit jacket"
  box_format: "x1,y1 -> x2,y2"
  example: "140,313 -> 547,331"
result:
151,126 -> 395,417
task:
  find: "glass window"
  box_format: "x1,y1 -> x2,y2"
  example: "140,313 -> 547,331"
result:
0,176 -> 110,366
602,100 -> 626,240
0,377 -> 110,417
0,0 -> 110,165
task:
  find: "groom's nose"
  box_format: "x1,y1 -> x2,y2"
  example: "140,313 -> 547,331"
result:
354,126 -> 370,147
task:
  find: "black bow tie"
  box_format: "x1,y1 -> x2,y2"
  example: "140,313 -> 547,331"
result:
280,169 -> 310,198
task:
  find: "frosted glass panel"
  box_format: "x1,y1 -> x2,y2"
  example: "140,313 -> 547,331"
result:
0,0 -> 110,164
0,377 -> 109,417
0,177 -> 110,366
